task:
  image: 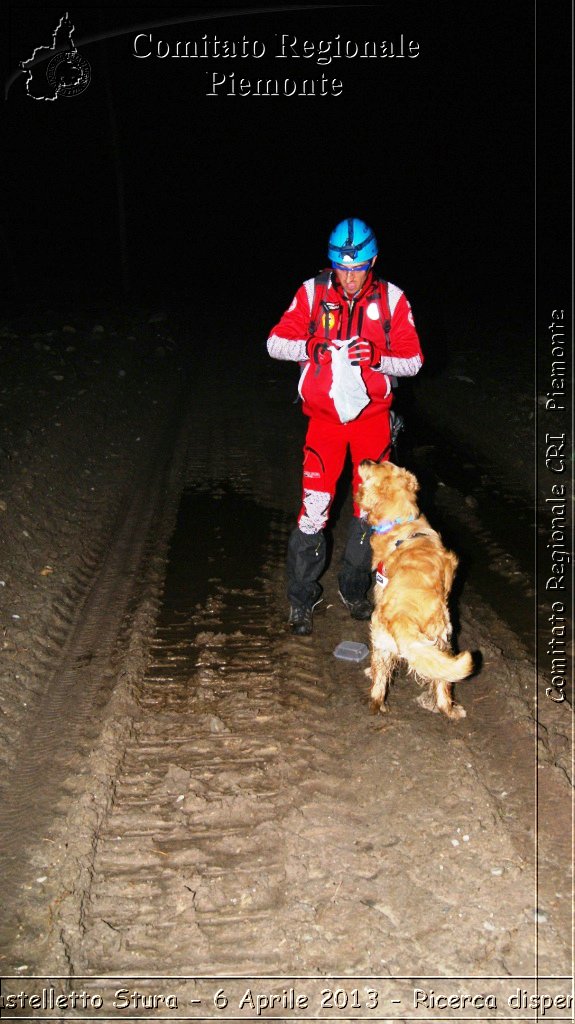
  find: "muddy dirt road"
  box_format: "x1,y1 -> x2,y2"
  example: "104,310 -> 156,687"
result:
0,311 -> 572,1015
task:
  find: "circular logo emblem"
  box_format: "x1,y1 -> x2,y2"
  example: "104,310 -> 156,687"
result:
46,50 -> 91,97
322,311 -> 336,330
367,301 -> 380,321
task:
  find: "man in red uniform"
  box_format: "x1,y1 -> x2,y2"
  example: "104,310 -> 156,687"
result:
267,217 -> 423,635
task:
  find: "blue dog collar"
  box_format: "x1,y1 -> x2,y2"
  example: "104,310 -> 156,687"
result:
371,514 -> 415,535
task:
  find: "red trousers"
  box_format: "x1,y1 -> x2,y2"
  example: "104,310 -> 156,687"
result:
297,412 -> 391,533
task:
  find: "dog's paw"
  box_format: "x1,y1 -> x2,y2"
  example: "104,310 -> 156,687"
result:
446,702 -> 467,720
370,699 -> 389,716
416,690 -> 439,713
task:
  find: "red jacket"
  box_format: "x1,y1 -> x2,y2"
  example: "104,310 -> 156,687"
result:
267,269 -> 423,422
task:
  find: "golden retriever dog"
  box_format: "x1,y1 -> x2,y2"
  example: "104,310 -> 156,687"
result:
356,460 -> 474,720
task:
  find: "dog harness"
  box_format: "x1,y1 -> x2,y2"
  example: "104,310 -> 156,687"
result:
374,527 -> 431,588
375,562 -> 389,589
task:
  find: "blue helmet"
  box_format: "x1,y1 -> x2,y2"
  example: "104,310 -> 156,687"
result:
328,217 -> 378,267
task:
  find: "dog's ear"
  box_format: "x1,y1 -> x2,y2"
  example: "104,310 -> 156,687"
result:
358,461 -> 376,483
399,467 -> 419,495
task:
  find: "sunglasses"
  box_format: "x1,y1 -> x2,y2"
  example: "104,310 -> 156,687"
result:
332,261 -> 371,274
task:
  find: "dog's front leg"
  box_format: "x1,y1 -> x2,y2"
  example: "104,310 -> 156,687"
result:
370,650 -> 394,714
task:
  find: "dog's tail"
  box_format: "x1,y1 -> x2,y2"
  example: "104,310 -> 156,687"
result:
396,623 -> 474,682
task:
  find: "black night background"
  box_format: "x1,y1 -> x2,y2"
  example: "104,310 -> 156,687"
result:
4,1 -> 569,330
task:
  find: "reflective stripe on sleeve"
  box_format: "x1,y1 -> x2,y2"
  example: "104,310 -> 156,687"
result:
377,354 -> 422,378
267,335 -> 308,361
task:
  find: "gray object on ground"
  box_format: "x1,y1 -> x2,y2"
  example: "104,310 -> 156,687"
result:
333,640 -> 369,662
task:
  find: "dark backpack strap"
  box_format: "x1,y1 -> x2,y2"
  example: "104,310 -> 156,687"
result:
308,269 -> 332,339
365,276 -> 392,350
373,278 -> 397,388
380,279 -> 392,352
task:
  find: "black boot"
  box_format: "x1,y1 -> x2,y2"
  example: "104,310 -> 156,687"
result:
286,527 -> 326,633
288,599 -> 322,636
338,516 -> 373,619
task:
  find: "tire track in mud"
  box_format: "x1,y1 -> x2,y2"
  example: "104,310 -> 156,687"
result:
0,395 -> 190,963
75,484 -> 349,973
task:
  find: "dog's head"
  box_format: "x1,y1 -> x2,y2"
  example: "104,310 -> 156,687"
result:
356,460 -> 420,525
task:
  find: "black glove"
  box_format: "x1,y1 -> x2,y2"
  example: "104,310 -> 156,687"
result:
307,338 -> 332,365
